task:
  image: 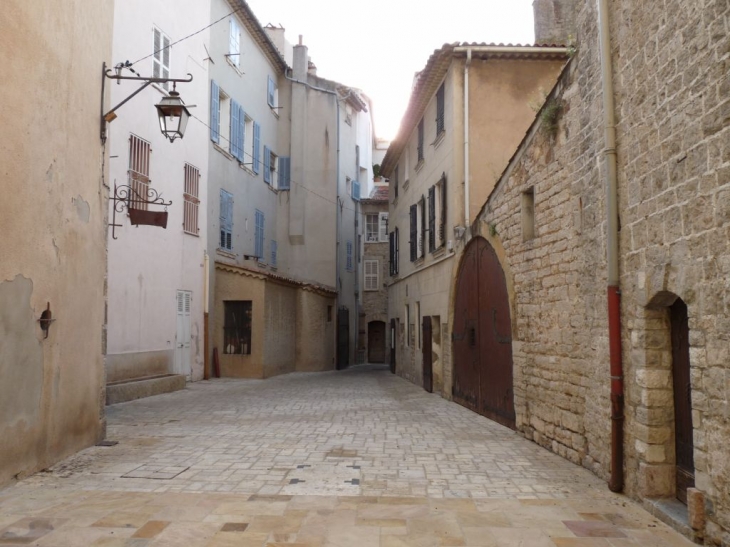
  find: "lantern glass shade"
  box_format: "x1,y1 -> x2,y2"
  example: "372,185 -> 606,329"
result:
155,94 -> 190,142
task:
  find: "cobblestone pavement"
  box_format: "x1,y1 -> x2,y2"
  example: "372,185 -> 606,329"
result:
0,365 -> 693,546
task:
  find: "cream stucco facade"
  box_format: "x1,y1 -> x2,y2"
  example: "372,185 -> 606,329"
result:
0,0 -> 114,485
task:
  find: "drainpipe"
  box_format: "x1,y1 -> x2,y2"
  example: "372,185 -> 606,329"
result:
598,0 -> 624,493
463,49 -> 472,233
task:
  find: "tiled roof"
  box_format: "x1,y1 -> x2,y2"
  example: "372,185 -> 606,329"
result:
227,0 -> 288,72
381,42 -> 569,177
364,185 -> 390,202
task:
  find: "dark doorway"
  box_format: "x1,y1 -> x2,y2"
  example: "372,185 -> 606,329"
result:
368,320 -> 386,363
671,298 -> 694,504
390,319 -> 397,374
422,316 -> 433,393
337,307 -> 350,370
452,237 -> 515,428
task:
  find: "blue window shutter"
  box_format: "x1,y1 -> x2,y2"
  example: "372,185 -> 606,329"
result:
267,76 -> 274,107
210,80 -> 220,143
263,146 -> 271,184
278,157 -> 290,190
353,180 -> 360,200
219,189 -> 233,250
229,99 -> 239,157
253,122 -> 260,174
254,210 -> 264,258
239,106 -> 246,162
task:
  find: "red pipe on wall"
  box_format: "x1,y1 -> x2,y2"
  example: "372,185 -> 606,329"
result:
608,285 -> 624,492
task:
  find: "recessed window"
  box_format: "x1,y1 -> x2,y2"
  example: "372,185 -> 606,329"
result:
267,76 -> 279,110
417,119 -> 424,162
153,28 -> 170,90
183,163 -> 200,236
364,260 -> 379,291
366,214 -> 379,242
522,187 -> 535,241
436,83 -> 445,135
218,90 -> 231,146
229,18 -> 241,68
224,301 -> 252,354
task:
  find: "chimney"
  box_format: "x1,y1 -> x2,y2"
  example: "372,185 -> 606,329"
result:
293,37 -> 308,80
308,60 -> 317,77
533,0 -> 578,45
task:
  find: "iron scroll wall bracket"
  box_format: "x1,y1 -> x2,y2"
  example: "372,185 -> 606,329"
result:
100,61 -> 194,143
109,183 -> 173,240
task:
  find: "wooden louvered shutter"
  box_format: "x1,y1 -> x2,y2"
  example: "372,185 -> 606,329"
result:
210,80 -> 220,143
230,99 -> 239,158
263,146 -> 271,184
278,157 -> 291,190
410,204 -> 417,262
440,174 -> 447,244
253,123 -> 261,174
428,185 -> 436,252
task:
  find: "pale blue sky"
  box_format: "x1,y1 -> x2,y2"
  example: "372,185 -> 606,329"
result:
246,0 -> 536,140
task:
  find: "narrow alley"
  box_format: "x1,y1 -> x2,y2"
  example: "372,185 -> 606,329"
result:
0,367 -> 693,546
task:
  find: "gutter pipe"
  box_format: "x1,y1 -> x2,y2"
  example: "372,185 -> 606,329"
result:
597,0 -> 624,493
463,49 -> 472,231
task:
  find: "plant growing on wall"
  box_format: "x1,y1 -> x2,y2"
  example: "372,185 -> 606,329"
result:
373,164 -> 381,178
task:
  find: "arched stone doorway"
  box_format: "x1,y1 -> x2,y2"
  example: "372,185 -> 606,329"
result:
368,320 -> 386,363
639,291 -> 695,504
452,237 -> 515,428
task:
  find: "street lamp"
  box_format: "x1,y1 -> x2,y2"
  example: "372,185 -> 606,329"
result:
155,84 -> 190,143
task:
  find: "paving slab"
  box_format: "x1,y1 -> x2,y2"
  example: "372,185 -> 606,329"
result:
0,365 -> 693,546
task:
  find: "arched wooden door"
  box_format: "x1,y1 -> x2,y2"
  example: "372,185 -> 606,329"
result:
453,237 -> 515,428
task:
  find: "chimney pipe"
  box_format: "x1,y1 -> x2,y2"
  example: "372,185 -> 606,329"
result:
298,35 -> 303,46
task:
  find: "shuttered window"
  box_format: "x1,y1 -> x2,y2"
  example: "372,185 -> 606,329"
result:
417,118 -> 424,162
278,157 -> 291,190
366,214 -> 379,242
255,210 -> 264,260
210,80 -> 220,143
389,232 -> 396,276
230,99 -> 240,159
128,134 -> 151,211
419,198 -> 426,258
271,240 -> 278,267
436,83 -> 445,135
428,185 -> 436,252
346,241 -> 353,271
439,174 -> 447,245
364,260 -> 379,291
252,122 -> 261,174
153,28 -> 170,90
219,189 -> 233,250
267,76 -> 277,108
409,204 -> 417,262
352,180 -> 361,201
183,163 -> 200,235
379,213 -> 389,242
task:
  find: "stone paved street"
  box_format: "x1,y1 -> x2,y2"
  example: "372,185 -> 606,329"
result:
0,366 -> 693,546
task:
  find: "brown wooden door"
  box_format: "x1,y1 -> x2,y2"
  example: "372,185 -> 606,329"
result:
671,298 -> 694,504
453,237 -> 515,428
368,321 -> 386,363
422,316 -> 433,393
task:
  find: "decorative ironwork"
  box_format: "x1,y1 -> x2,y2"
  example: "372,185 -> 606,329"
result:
109,183 -> 172,240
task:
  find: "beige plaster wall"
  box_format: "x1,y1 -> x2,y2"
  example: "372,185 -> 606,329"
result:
263,282 -> 297,377
0,0 -> 113,486
468,58 -> 565,225
214,267 -> 265,378
295,290 -> 336,372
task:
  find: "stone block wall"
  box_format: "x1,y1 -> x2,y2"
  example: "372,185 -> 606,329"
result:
478,0 -> 729,542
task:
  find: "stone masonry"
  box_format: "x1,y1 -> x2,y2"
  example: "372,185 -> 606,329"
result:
475,0 -> 729,543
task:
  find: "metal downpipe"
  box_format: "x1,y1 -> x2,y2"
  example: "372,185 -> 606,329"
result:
598,0 -> 624,493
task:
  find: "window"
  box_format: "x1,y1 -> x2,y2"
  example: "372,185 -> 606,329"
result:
352,180 -> 361,200
394,164 -> 399,199
522,187 -> 536,241
429,176 -> 447,253
404,149 -> 410,184
128,134 -> 150,211
264,147 -> 277,186
218,90 -> 231,146
183,163 -> 200,235
418,198 -> 425,258
278,157 -> 291,190
405,304 -> 411,347
346,241 -> 353,271
364,260 -> 379,291
252,122 -> 261,174
271,240 -> 277,267
223,301 -> 251,355
267,76 -> 278,110
229,99 -> 244,161
346,177 -> 352,196
219,189 -> 233,250
153,28 -> 170,90
254,209 -> 264,260
229,18 -> 241,68
366,214 -> 379,242
244,115 -> 254,168
417,118 -> 424,162
379,212 -> 389,242
409,204 -> 417,262
389,227 -> 400,276
436,83 -> 445,135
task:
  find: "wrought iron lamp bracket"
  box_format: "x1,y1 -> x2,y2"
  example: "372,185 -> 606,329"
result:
109,183 -> 173,240
100,61 -> 193,142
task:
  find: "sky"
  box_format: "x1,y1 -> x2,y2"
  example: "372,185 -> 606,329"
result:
245,0 -> 536,141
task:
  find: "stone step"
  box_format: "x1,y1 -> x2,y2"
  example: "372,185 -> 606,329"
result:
106,373 -> 186,405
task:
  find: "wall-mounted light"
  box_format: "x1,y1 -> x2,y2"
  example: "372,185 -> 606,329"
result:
155,84 -> 190,143
100,62 -> 193,143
